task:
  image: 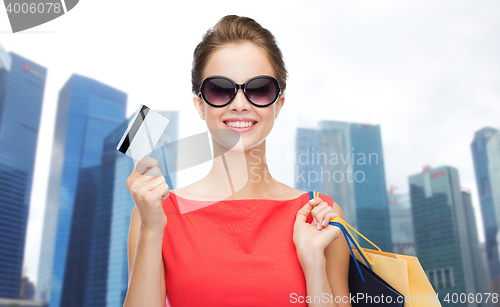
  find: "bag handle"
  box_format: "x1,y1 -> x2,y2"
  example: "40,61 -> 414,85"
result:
308,191 -> 382,282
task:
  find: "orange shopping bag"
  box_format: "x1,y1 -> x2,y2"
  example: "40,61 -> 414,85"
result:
331,217 -> 442,307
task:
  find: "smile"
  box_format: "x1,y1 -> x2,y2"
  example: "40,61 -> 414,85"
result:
223,120 -> 258,132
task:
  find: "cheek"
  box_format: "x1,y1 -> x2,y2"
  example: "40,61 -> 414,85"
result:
259,109 -> 276,125
205,108 -> 224,127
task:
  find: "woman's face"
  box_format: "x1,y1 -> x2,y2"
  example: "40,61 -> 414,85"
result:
193,42 -> 284,152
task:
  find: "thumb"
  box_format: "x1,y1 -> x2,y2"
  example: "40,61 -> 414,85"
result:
295,202 -> 314,224
320,224 -> 342,242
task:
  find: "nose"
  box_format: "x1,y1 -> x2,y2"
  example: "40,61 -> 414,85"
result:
229,88 -> 251,112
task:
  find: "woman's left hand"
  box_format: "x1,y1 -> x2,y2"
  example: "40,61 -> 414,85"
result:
293,197 -> 342,258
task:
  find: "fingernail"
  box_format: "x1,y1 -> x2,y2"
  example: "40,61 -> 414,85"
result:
322,219 -> 326,226
317,223 -> 321,230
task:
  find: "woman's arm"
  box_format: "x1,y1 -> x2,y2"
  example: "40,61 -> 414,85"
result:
123,205 -> 167,307
324,203 -> 351,307
294,199 -> 351,307
299,251 -> 336,306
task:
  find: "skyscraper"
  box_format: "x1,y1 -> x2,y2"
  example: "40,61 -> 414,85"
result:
388,192 -> 415,256
295,121 -> 392,252
462,189 -> 490,304
36,74 -> 127,307
409,165 -> 484,306
83,119 -> 132,307
295,128 -> 324,193
471,127 -> 500,292
0,45 -> 46,298
347,122 -> 392,252
84,110 -> 179,307
486,130 -> 500,246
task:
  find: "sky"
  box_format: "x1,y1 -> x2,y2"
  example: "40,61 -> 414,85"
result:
1,0 -> 499,285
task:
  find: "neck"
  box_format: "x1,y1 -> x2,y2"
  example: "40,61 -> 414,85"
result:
204,138 -> 278,199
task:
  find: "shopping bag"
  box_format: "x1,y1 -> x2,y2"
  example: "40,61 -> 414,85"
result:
308,191 -> 442,307
351,248 -> 442,307
348,254 -> 404,306
308,191 -> 404,306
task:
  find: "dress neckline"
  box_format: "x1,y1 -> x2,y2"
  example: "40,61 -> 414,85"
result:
169,191 -> 311,202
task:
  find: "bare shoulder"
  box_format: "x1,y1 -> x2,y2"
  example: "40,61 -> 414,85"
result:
319,194 -> 344,219
169,179 -> 217,200
274,182 -> 308,200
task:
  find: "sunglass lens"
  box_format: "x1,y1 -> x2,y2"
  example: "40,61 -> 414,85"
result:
246,78 -> 278,106
204,78 -> 235,106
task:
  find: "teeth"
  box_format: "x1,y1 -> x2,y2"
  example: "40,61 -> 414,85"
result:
225,121 -> 255,128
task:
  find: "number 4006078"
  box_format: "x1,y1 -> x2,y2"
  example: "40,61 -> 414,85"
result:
5,2 -> 62,14
443,293 -> 498,304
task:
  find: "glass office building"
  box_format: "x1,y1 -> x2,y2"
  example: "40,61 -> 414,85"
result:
462,189 -> 490,302
0,45 -> 46,298
486,131 -> 500,245
84,110 -> 178,307
83,119 -> 133,307
296,124 -> 358,233
388,193 -> 415,256
35,74 -> 127,307
295,128 -> 325,193
409,166 -> 486,306
347,122 -> 392,252
295,121 -> 392,252
471,127 -> 500,292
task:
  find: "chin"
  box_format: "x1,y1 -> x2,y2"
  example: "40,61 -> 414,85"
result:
208,124 -> 270,153
219,138 -> 257,152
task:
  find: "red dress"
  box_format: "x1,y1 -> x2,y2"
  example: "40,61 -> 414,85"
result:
161,191 -> 334,307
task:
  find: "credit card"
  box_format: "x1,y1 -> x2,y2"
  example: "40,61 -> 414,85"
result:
116,104 -> 170,160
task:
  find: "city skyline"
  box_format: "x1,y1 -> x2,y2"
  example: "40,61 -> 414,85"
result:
409,165 -> 489,306
0,47 -> 46,299
471,127 -> 500,295
35,74 -> 127,307
0,0 -> 498,286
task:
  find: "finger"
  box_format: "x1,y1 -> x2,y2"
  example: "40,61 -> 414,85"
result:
151,181 -> 170,203
322,211 -> 340,227
295,202 -> 314,224
321,224 -> 342,242
143,175 -> 167,192
136,167 -> 163,185
311,201 -> 327,211
315,206 -> 332,230
161,189 -> 170,202
131,168 -> 164,194
135,156 -> 159,175
142,166 -> 162,179
311,202 -> 328,217
310,202 -> 328,227
308,197 -> 323,207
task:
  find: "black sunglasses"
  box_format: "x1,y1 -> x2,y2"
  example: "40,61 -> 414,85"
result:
198,75 -> 282,108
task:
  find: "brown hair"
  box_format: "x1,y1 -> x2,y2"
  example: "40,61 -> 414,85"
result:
191,15 -> 288,95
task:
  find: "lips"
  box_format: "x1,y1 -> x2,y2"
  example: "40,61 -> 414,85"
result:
223,117 -> 258,123
222,118 -> 258,133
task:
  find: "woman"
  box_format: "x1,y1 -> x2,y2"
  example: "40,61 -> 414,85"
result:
124,15 -> 351,307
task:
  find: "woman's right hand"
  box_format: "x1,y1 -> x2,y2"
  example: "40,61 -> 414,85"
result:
126,156 -> 169,232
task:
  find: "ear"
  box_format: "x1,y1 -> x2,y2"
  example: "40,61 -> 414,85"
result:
193,94 -> 205,120
275,94 -> 285,119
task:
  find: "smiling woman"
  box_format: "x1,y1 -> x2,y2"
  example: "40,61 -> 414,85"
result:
123,15 -> 350,307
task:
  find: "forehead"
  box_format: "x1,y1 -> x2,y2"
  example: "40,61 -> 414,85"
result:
202,42 -> 275,84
